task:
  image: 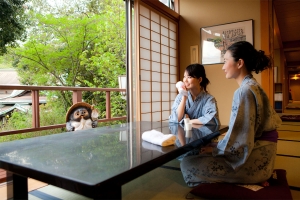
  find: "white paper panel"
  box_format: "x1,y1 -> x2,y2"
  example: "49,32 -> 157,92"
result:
141,103 -> 151,112
140,26 -> 150,39
152,91 -> 161,101
152,51 -> 160,62
171,84 -> 177,92
151,41 -> 160,53
170,57 -> 176,66
170,48 -> 176,57
141,91 -> 151,102
140,59 -> 150,70
161,64 -> 169,73
162,111 -> 170,120
151,11 -> 159,23
171,92 -> 177,99
141,113 -> 151,121
161,54 -> 169,64
161,26 -> 168,37
152,82 -> 161,91
161,73 -> 169,82
151,21 -> 160,33
151,31 -> 160,43
162,83 -> 169,91
162,102 -> 170,110
161,45 -> 169,55
169,39 -> 176,49
152,102 -> 161,112
169,21 -> 176,32
170,75 -> 177,83
169,30 -> 176,40
140,37 -> 150,49
152,112 -> 161,122
140,16 -> 150,29
152,61 -> 160,72
140,5 -> 149,18
161,35 -> 168,46
170,65 -> 176,74
161,17 -> 168,28
152,72 -> 160,82
162,92 -> 169,101
140,70 -> 151,81
140,48 -> 150,60
141,81 -> 151,91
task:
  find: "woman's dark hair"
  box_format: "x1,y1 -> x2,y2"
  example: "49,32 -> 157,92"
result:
185,63 -> 210,92
227,41 -> 272,74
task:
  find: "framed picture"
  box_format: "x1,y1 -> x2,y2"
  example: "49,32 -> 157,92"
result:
201,19 -> 253,65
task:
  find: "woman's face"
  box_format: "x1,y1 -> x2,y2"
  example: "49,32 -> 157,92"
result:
222,50 -> 240,79
183,71 -> 201,90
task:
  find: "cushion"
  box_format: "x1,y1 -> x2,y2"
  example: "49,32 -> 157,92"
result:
189,169 -> 292,200
280,115 -> 300,122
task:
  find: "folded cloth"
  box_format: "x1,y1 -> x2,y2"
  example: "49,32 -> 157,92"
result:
142,141 -> 168,153
142,130 -> 176,146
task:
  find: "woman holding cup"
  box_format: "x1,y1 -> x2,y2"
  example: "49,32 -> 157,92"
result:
169,63 -> 220,125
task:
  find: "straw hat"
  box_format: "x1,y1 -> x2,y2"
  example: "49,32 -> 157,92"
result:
65,102 -> 92,122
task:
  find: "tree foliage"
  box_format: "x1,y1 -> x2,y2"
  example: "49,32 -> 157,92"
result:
11,0 -> 126,117
0,0 -> 29,55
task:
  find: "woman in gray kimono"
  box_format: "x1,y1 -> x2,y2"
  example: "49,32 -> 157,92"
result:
169,63 -> 220,125
180,41 -> 282,187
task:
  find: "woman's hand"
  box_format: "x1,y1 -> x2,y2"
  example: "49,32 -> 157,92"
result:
199,146 -> 213,154
199,142 -> 218,154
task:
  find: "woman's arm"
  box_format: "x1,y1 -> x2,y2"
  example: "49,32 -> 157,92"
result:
196,96 -> 219,125
176,96 -> 187,122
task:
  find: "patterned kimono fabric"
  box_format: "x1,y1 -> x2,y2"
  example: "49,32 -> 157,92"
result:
169,90 -> 220,125
180,75 -> 282,187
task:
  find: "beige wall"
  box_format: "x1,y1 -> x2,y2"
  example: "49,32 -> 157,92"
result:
179,0 -> 261,125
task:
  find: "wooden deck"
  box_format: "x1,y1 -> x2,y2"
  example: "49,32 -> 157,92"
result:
0,169 -> 12,183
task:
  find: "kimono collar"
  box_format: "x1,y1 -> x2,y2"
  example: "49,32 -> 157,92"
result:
240,74 -> 253,87
188,89 -> 205,102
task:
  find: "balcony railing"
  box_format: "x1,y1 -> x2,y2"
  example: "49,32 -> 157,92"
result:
0,85 -> 126,137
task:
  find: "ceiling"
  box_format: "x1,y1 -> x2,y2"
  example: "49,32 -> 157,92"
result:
273,0 -> 300,77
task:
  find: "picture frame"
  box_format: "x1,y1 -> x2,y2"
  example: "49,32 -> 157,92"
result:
200,19 -> 253,65
190,45 -> 199,64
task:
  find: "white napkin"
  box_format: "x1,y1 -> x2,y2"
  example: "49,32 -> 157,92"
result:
142,130 -> 176,146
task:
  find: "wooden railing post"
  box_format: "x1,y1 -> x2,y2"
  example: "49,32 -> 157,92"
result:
72,91 -> 82,104
31,90 -> 40,128
106,91 -> 111,119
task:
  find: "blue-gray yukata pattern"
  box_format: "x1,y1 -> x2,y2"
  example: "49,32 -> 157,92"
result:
169,90 -> 220,125
180,75 -> 282,187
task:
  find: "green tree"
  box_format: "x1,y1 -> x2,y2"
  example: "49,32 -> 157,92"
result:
0,0 -> 29,55
11,0 -> 126,117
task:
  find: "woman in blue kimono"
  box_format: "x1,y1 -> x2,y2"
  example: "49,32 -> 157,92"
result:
169,63 -> 220,125
180,41 -> 282,187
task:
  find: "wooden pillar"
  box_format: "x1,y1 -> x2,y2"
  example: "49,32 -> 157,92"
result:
260,0 -> 274,104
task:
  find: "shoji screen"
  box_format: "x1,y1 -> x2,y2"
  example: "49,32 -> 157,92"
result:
138,3 -> 178,122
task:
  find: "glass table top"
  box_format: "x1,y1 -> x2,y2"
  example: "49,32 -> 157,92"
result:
0,121 -> 227,186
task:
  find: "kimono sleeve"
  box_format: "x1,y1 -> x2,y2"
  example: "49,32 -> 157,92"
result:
169,93 -> 184,123
198,97 -> 219,125
213,87 -> 257,170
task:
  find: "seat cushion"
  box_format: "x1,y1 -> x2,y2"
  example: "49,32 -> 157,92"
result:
189,169 -> 292,199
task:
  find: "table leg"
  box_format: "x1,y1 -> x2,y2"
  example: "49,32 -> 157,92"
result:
13,174 -> 28,200
93,184 -> 121,200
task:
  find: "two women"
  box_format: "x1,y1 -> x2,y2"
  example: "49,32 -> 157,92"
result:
172,41 -> 281,187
